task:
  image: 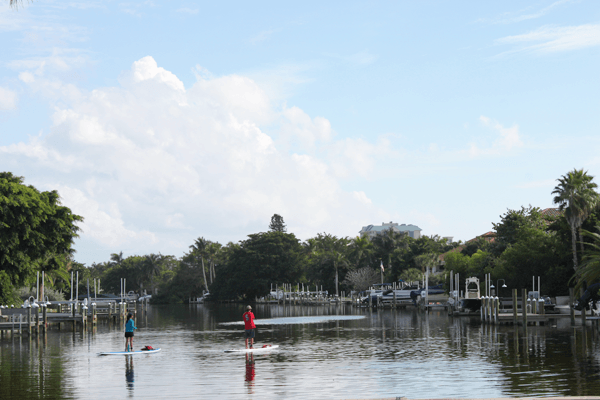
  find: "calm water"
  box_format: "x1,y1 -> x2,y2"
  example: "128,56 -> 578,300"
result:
1,304 -> 600,399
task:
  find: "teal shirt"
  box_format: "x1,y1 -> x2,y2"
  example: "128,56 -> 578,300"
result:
125,319 -> 137,332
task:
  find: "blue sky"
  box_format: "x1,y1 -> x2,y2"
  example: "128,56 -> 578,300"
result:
1,0 -> 599,265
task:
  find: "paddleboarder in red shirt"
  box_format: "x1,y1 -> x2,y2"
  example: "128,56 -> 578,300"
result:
243,305 -> 256,349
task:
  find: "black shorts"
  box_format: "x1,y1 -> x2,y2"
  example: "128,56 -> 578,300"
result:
125,332 -> 134,338
245,329 -> 255,339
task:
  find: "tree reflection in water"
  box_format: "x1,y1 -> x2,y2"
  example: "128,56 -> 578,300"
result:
0,335 -> 72,399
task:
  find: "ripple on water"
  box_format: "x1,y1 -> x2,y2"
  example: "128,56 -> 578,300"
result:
219,315 -> 366,326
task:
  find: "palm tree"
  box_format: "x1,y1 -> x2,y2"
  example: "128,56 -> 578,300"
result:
415,252 -> 439,275
348,236 -> 374,269
144,254 -> 163,295
189,237 -> 209,292
314,233 -> 350,297
552,169 -> 599,271
110,251 -> 124,267
372,229 -> 407,275
575,225 -> 600,293
205,242 -> 222,284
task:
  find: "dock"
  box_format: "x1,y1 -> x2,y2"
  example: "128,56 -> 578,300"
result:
0,299 -> 150,337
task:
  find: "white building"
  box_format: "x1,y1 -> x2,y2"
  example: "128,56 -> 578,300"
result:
359,222 -> 422,239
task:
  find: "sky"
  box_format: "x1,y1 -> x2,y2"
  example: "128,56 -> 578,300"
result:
0,0 -> 599,266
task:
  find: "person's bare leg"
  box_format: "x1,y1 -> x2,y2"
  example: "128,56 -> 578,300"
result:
245,338 -> 249,349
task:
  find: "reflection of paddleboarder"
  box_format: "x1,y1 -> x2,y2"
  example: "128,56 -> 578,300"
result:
245,353 -> 255,382
245,353 -> 255,394
243,305 -> 256,349
125,356 -> 134,390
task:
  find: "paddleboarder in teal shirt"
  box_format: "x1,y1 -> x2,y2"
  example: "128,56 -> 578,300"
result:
125,313 -> 137,351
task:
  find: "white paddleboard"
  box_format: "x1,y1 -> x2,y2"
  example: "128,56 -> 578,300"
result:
224,345 -> 279,353
99,348 -> 161,356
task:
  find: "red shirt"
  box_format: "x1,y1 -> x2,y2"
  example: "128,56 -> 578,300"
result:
243,311 -> 256,330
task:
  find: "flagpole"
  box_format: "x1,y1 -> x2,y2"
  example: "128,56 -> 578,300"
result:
380,260 -> 384,285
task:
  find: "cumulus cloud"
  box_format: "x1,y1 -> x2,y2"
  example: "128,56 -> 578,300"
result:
468,116 -> 523,157
0,86 -> 17,110
1,56 -> 390,261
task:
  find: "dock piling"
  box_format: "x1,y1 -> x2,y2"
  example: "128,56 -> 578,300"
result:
27,307 -> 32,335
569,288 -> 575,326
521,289 -> 528,326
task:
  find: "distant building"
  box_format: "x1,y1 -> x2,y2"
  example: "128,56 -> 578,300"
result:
359,221 -> 422,239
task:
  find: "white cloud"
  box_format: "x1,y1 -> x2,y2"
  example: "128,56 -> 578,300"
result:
249,29 -> 276,45
515,179 -> 556,189
176,7 -> 199,15
0,56 -> 390,261
468,116 -> 523,157
119,1 -> 156,16
496,24 -> 600,54
121,56 -> 185,92
325,50 -> 378,66
353,191 -> 372,205
484,0 -> 574,24
329,136 -> 395,178
280,106 -> 332,149
0,86 -> 17,110
408,210 -> 441,231
54,185 -> 157,247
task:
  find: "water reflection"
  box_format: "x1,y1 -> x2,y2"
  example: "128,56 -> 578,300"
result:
1,304 -> 600,399
0,332 -> 73,399
125,356 -> 135,392
245,353 -> 255,394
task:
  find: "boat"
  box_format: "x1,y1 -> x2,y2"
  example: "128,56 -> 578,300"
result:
361,282 -> 423,306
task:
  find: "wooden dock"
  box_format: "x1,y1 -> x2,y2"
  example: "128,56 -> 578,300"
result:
0,299 -> 149,337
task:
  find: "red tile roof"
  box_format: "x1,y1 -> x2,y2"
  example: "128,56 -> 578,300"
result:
541,208 -> 562,218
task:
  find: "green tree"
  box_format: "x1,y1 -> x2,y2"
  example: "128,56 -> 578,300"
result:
575,225 -> 600,292
110,251 -> 124,267
490,206 -> 547,256
497,225 -> 571,296
0,172 -> 82,304
205,241 -> 222,284
268,214 -> 287,232
552,169 -> 599,271
153,254 -> 202,303
209,231 -> 305,301
371,229 -> 407,278
308,233 -> 351,296
189,237 -> 210,292
143,253 -> 164,295
443,251 -> 470,277
399,268 -> 422,283
348,236 -> 374,269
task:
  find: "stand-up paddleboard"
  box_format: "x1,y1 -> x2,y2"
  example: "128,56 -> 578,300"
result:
224,345 -> 279,353
99,348 -> 161,356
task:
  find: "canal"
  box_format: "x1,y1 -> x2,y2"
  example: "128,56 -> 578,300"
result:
1,303 -> 599,399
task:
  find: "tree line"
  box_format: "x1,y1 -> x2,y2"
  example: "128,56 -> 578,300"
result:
2,170 -> 600,305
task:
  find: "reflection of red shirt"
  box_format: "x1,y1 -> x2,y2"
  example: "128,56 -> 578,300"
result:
243,311 -> 256,329
245,363 -> 255,382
